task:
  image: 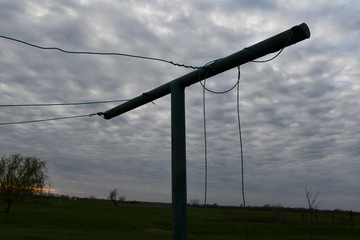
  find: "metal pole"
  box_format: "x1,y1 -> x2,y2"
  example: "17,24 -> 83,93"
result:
103,23 -> 310,120
171,83 -> 187,240
102,23 -> 311,240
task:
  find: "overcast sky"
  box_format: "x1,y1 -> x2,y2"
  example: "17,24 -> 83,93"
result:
0,0 -> 359,211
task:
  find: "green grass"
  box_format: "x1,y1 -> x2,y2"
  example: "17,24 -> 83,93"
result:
0,198 -> 359,240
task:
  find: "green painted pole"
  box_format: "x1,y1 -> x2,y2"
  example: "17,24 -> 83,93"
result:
171,83 -> 187,240
102,23 -> 311,240
103,23 -> 310,119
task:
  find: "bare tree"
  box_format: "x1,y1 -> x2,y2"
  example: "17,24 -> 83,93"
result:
305,185 -> 320,214
0,154 -> 49,213
305,184 -> 320,238
189,199 -> 200,207
108,189 -> 119,206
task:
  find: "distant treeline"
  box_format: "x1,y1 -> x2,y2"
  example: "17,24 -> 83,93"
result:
45,193 -> 359,215
30,193 -> 358,228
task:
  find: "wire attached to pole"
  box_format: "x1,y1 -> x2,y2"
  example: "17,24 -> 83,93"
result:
0,112 -> 102,126
0,35 -> 201,70
201,65 -> 246,240
202,78 -> 209,240
247,30 -> 294,63
236,66 -> 249,239
0,99 -> 130,108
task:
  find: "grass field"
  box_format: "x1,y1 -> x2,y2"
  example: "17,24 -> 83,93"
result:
0,197 -> 359,240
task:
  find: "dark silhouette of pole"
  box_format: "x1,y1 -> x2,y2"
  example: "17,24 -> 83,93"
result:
103,23 -> 310,240
171,83 -> 187,239
103,23 -> 310,119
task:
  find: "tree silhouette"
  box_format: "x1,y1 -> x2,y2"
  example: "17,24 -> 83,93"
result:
0,154 -> 49,213
108,189 -> 119,206
305,184 -> 320,238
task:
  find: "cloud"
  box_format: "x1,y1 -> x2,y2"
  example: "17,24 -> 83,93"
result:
0,0 -> 359,211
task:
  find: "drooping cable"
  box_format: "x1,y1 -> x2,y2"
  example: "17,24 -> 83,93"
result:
249,47 -> 285,63
200,60 -> 239,94
199,78 -> 238,94
198,60 -> 238,94
0,35 -> 201,69
248,30 -> 294,63
202,78 -> 209,240
236,66 -> 248,239
0,99 -> 130,108
234,35 -> 290,236
201,66 -> 245,239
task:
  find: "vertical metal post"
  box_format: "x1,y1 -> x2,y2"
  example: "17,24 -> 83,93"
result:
171,83 -> 187,240
102,22 -> 311,240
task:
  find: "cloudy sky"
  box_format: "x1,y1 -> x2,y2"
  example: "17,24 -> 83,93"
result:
1,0 -> 359,211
